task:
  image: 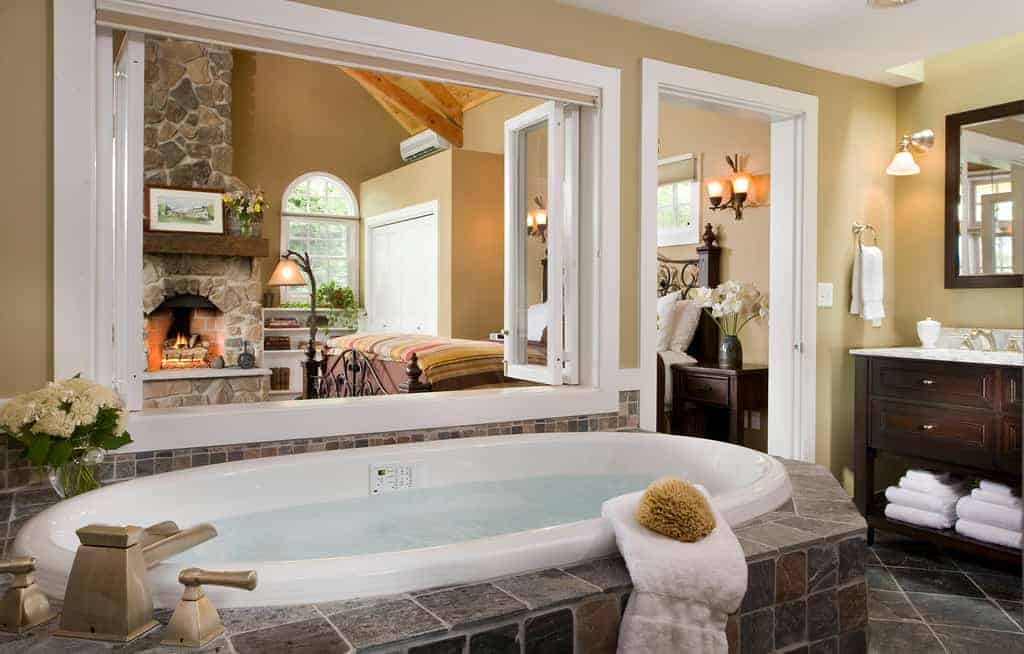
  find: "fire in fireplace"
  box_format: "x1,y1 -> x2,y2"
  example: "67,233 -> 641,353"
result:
145,294 -> 226,371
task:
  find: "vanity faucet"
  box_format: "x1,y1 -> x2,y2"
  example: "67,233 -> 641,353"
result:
1008,336 -> 1022,353
959,330 -> 977,350
974,329 -> 998,351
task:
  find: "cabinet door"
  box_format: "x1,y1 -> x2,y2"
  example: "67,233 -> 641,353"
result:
998,418 -> 1022,474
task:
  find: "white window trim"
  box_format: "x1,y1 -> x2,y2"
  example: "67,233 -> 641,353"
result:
639,58 -> 819,462
54,0 -> 622,452
280,171 -> 361,305
656,153 -> 701,247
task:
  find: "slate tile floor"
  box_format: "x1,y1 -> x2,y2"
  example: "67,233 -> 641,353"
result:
866,531 -> 1023,654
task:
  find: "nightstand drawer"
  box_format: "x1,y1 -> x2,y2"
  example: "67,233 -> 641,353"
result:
869,399 -> 996,467
870,358 -> 995,409
680,373 -> 730,407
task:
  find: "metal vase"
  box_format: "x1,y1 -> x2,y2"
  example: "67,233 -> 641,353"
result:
719,334 -> 743,369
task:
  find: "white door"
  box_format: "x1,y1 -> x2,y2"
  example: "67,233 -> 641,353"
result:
504,102 -> 580,385
366,203 -> 439,335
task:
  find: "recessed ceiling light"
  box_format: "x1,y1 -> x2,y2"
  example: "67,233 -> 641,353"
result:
867,0 -> 918,7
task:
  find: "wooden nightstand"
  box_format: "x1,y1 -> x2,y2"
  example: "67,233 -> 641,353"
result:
670,363 -> 769,451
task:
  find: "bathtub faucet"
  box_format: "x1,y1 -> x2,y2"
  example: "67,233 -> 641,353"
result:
56,520 -> 217,643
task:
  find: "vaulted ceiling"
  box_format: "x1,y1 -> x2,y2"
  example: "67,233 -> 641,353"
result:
342,68 -> 501,147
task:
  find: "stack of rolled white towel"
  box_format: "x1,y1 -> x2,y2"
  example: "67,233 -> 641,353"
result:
884,469 -> 966,530
955,481 -> 1023,550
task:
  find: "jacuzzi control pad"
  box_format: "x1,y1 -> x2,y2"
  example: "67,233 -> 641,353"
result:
370,462 -> 418,494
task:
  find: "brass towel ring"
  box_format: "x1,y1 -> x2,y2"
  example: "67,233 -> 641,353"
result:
852,222 -> 878,247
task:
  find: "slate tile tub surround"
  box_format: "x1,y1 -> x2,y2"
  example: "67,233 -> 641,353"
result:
0,458 -> 868,653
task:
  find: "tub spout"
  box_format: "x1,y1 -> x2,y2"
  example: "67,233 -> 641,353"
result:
143,523 -> 217,569
56,521 -> 218,643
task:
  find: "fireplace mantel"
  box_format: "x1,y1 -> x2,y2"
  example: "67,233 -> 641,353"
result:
143,232 -> 269,258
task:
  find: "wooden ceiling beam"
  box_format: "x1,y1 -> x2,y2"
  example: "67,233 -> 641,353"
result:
418,80 -> 463,127
343,68 -> 463,147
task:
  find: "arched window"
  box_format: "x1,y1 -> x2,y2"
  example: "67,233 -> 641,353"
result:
280,172 -> 359,304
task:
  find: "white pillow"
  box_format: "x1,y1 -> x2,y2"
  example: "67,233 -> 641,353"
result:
656,292 -> 681,351
669,299 -> 703,354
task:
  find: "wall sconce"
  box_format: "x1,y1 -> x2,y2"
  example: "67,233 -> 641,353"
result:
707,154 -> 754,221
886,128 -> 934,176
527,194 -> 548,242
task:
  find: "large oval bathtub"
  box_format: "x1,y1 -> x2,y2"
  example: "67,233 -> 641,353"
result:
16,432 -> 789,608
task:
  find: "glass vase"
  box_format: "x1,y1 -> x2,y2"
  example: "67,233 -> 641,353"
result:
719,334 -> 743,369
48,459 -> 102,499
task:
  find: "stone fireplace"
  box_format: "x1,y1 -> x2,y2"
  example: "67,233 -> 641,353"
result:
142,254 -> 268,407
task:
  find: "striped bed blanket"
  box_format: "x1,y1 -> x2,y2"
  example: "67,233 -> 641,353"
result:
326,333 -> 510,386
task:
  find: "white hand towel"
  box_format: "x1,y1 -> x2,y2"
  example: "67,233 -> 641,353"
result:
971,488 -> 1022,510
979,480 -> 1019,497
851,245 -> 884,327
955,519 -> 1023,550
898,476 -> 965,499
884,486 -> 958,518
906,469 -> 951,484
603,488 -> 747,654
884,503 -> 954,530
956,496 -> 1024,532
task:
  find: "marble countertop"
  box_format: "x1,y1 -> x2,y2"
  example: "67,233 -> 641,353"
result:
849,346 -> 1024,367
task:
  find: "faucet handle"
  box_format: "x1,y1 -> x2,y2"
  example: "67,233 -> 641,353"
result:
0,557 -> 57,634
161,568 -> 258,648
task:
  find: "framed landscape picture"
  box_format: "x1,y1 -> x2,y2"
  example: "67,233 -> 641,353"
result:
146,186 -> 225,234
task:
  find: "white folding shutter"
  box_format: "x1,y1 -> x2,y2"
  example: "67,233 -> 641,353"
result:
113,32 -> 145,410
503,101 -> 572,385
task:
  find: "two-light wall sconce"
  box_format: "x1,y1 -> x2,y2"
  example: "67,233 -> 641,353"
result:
526,194 -> 548,242
707,154 -> 760,221
886,128 -> 934,176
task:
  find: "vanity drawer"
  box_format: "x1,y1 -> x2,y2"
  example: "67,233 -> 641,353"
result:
869,399 -> 996,467
997,418 -> 1022,474
680,373 -> 730,407
1003,369 -> 1023,413
870,358 -> 996,409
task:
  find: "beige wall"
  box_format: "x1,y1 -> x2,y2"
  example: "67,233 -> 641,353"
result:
463,95 -> 544,154
893,33 -> 1024,342
231,50 -> 409,291
0,0 -> 52,397
451,150 -> 505,340
657,101 -> 772,364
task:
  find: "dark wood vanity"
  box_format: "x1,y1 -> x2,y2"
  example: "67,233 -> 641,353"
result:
853,352 -> 1022,565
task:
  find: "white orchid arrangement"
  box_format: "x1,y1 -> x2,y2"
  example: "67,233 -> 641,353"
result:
0,375 -> 132,495
692,280 -> 769,337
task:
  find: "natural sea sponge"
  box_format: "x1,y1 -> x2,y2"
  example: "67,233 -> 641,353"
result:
636,477 -> 716,542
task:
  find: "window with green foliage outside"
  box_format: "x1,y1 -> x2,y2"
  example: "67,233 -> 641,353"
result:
280,173 -> 359,305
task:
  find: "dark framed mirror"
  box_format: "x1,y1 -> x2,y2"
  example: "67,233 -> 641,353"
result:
945,99 -> 1024,288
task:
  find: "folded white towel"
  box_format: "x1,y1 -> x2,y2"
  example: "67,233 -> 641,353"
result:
979,480 -> 1019,497
884,503 -> 954,530
851,245 -> 884,326
898,476 -> 965,499
955,519 -> 1023,550
971,488 -> 1022,510
906,469 -> 951,484
603,488 -> 747,654
956,496 -> 1024,532
885,486 -> 958,518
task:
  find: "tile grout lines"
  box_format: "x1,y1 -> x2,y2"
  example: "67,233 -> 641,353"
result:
875,557 -> 950,654
952,557 -> 1024,635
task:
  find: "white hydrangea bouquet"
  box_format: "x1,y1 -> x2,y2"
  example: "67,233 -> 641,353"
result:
0,375 -> 132,498
692,280 -> 769,367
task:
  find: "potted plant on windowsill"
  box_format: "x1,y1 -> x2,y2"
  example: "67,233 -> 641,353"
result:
317,281 -> 364,331
693,280 -> 769,368
0,376 -> 133,498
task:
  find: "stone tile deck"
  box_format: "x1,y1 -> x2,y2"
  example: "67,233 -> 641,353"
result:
0,459 -> 870,653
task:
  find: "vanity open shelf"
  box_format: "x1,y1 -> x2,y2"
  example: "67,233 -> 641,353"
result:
852,350 -> 1022,568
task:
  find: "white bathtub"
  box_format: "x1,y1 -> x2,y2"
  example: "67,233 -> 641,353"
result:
16,432 -> 789,608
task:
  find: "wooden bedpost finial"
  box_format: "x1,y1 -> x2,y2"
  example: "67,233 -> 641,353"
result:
399,352 -> 431,394
700,223 -> 718,250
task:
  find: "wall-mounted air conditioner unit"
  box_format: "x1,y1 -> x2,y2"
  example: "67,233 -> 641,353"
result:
400,130 -> 450,162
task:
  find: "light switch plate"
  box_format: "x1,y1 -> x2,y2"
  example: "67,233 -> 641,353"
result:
817,282 -> 834,308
